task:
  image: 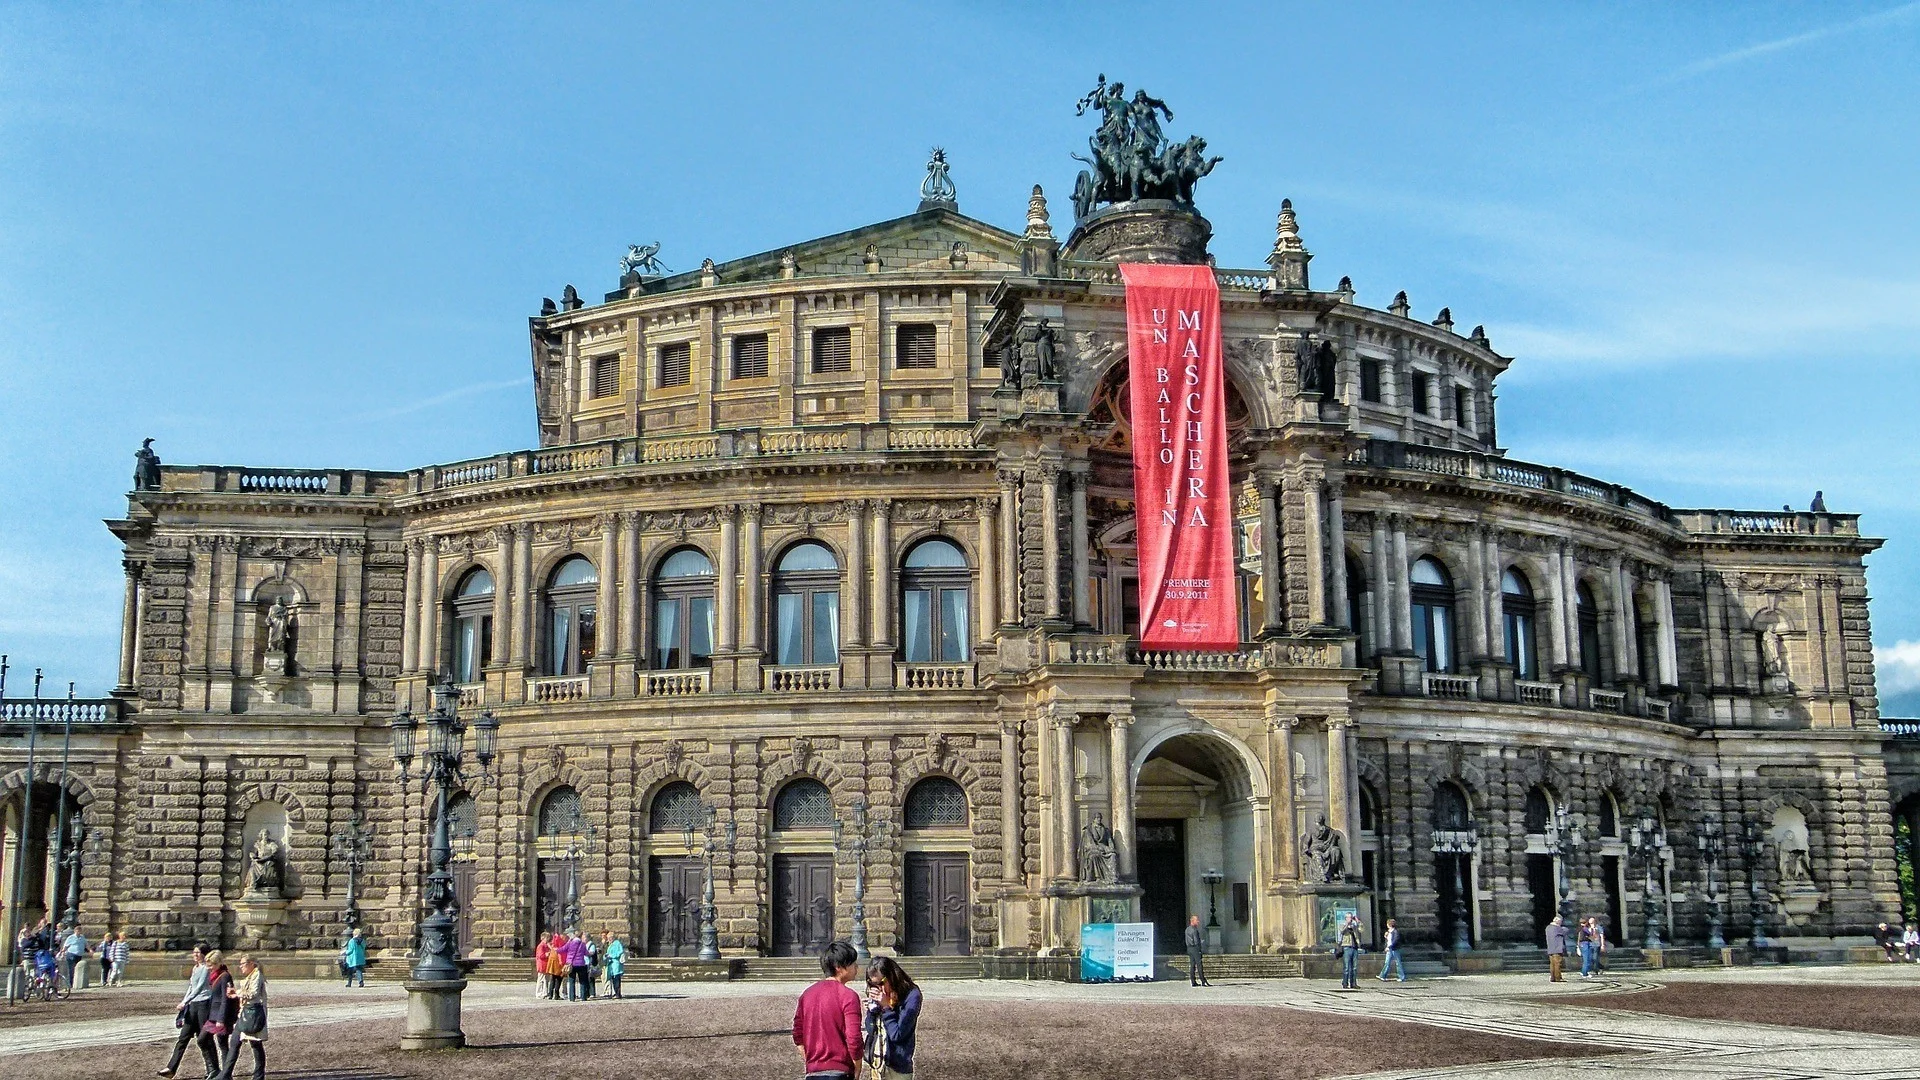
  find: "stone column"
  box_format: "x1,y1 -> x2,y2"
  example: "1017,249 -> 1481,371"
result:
512,524 -> 534,667
131,572 -> 147,688
1324,718 -> 1354,866
716,506 -> 739,653
1545,544 -> 1570,668
977,497 -> 998,636
1039,466 -> 1062,622
1655,578 -> 1678,687
1484,529 -> 1505,661
419,540 -> 440,675
402,540 -> 422,675
870,500 -> 892,647
741,505 -> 763,656
1107,711 -> 1136,879
846,500 -> 869,648
1613,558 -> 1637,681
1000,720 -> 1022,883
1326,481 -> 1349,630
1069,466 -> 1091,627
1370,514 -> 1391,655
998,474 -> 1020,625
1259,476 -> 1284,635
1465,528 -> 1489,659
493,528 -> 514,665
1303,476 -> 1327,626
1559,544 -> 1580,666
1054,712 -> 1076,880
598,516 -> 618,659
1390,518 -> 1413,652
1270,715 -> 1298,880
620,513 -> 642,657
116,561 -> 141,690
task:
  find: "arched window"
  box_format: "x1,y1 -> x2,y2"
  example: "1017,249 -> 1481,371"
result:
1434,781 -> 1471,830
652,547 -> 716,670
648,781 -> 704,835
1501,568 -> 1537,680
444,791 -> 479,856
903,777 -> 969,829
1576,582 -> 1603,683
773,778 -> 834,831
1599,792 -> 1618,838
772,542 -> 840,667
537,785 -> 584,836
1410,557 -> 1456,673
1524,787 -> 1552,835
901,538 -> 970,663
451,568 -> 495,683
1359,785 -> 1380,834
544,556 -> 599,676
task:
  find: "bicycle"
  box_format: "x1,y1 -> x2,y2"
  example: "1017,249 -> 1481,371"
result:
21,953 -> 69,1002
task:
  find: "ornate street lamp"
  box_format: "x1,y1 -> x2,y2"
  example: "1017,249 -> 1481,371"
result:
833,796 -> 886,962
1432,820 -> 1479,952
1696,819 -> 1725,950
683,802 -> 737,962
388,676 -> 496,1050
1201,869 -> 1225,929
562,823 -> 601,932
1545,804 -> 1583,925
1739,821 -> 1770,948
1626,814 -> 1667,950
329,811 -> 374,930
57,817 -> 98,928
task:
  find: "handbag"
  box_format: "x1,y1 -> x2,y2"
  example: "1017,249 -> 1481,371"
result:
202,1020 -> 228,1038
236,1003 -> 265,1035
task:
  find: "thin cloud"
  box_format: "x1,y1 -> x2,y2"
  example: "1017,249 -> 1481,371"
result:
353,376 -> 525,422
1877,641 -> 1920,697
1639,3 -> 1920,90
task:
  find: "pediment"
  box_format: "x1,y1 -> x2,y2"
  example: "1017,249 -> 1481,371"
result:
708,209 -> 1024,285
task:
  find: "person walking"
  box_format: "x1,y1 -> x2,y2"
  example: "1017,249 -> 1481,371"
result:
862,956 -> 923,1079
792,940 -> 863,1080
108,931 -> 131,987
216,954 -> 268,1080
60,924 -> 89,990
341,928 -> 367,988
195,951 -> 237,1080
1544,915 -> 1569,982
155,944 -> 212,1079
1376,918 -> 1406,982
602,931 -> 626,999
1184,914 -> 1210,987
96,932 -> 115,988
1337,913 -> 1364,990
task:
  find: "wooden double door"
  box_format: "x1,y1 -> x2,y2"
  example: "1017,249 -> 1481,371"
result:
648,856 -> 705,957
903,852 -> 970,955
771,854 -> 836,957
536,859 -> 576,942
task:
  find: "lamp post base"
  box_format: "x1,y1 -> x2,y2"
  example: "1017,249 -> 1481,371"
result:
400,978 -> 467,1051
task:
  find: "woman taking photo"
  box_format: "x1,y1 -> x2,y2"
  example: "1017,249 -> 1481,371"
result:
862,957 -> 922,1078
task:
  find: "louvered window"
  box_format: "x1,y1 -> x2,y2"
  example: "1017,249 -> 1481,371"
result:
659,342 -> 692,387
732,333 -> 770,379
811,326 -> 852,374
591,354 -> 620,399
895,324 -> 937,369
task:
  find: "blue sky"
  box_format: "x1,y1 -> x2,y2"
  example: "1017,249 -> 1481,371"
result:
2,2 -> 1917,708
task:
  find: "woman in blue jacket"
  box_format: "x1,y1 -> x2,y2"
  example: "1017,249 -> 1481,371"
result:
862,956 -> 922,1078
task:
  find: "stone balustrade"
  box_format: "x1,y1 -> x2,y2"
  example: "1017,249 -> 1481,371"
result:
526,674 -> 590,704
0,699 -> 121,724
895,663 -> 975,690
765,666 -> 839,693
1423,672 -> 1477,700
455,682 -> 485,709
1589,688 -> 1626,714
643,670 -> 710,697
1516,680 -> 1562,707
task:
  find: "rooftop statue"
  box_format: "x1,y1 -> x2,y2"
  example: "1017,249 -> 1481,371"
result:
621,241 -> 666,277
918,148 -> 958,212
1070,74 -> 1222,222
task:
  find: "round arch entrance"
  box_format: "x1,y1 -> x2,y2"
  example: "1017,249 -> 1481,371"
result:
1133,732 -> 1258,954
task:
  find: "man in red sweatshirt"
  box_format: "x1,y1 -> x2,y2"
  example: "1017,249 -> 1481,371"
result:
792,940 -> 863,1079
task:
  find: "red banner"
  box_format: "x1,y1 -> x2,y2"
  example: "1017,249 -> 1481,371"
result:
1120,263 -> 1238,649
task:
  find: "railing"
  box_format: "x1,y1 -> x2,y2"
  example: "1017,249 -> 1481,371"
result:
532,444 -> 614,474
895,663 -> 976,690
1422,672 -> 1477,700
1356,440 -> 1664,521
1516,680 -> 1561,707
643,669 -> 710,697
887,426 -> 975,450
1046,635 -> 1132,666
1264,639 -> 1345,668
1669,509 -> 1861,538
1882,720 -> 1920,739
238,471 -> 331,494
765,665 -> 839,693
1589,688 -> 1626,714
454,682 -> 485,709
639,435 -> 719,463
0,699 -> 121,724
526,675 -> 590,704
1645,699 -> 1672,723
1214,269 -> 1270,291
438,461 -> 499,487
1133,647 -> 1263,672
761,429 -> 851,455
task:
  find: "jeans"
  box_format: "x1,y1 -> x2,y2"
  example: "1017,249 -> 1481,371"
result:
1340,945 -> 1359,988
346,964 -> 365,987
570,965 -> 589,1000
1378,947 -> 1405,981
217,1035 -> 265,1080
608,973 -> 623,998
1579,942 -> 1597,975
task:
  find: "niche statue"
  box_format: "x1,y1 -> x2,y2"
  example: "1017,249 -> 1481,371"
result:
1301,814 -> 1347,883
1080,811 -> 1118,884
248,828 -> 284,896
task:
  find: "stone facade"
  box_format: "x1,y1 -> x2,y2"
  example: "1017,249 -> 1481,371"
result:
2,182 -> 1907,964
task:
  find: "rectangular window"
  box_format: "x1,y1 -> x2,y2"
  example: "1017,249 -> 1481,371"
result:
658,342 -> 692,387
690,596 -> 715,667
591,354 -> 620,399
1360,359 -> 1381,403
732,333 -> 769,380
895,323 -> 937,369
1454,386 -> 1469,425
903,588 -> 931,662
1411,372 -> 1431,416
811,591 -> 840,664
938,589 -> 969,662
811,326 -> 852,374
